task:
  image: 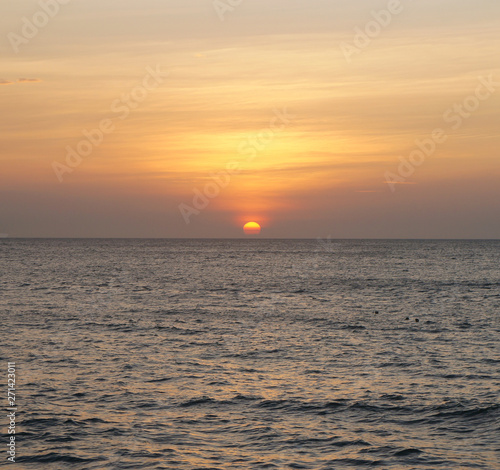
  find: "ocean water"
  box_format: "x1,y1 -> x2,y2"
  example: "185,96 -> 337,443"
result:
1,239 -> 499,470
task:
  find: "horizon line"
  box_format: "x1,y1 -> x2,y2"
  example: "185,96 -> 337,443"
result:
1,237 -> 499,241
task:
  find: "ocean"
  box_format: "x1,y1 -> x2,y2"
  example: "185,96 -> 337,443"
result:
1,239 -> 499,469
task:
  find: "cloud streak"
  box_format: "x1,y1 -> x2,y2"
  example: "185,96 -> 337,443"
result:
17,78 -> 41,83
0,78 -> 41,85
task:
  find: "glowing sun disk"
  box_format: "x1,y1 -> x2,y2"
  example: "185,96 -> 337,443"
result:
243,221 -> 261,235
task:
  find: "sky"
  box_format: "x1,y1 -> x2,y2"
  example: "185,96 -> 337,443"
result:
1,0 -> 499,238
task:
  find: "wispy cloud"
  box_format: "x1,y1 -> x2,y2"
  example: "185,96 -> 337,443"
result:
0,78 -> 41,85
17,78 -> 41,83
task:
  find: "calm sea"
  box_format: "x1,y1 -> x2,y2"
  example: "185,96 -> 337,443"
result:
1,239 -> 499,469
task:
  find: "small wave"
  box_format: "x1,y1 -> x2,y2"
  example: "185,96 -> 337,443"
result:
432,403 -> 499,419
380,394 -> 406,401
20,452 -> 104,464
342,324 -> 366,330
394,448 -> 422,456
146,377 -> 173,383
286,436 -> 370,448
179,396 -> 216,407
324,457 -> 384,467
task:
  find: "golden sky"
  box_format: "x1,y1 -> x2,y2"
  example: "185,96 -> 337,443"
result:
1,0 -> 499,237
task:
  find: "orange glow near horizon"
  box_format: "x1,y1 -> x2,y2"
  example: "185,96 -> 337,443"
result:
243,221 -> 261,235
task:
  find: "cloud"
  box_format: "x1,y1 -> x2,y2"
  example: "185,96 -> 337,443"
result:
0,78 -> 41,85
17,78 -> 41,83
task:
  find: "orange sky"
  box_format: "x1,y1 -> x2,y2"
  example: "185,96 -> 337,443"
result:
1,0 -> 499,237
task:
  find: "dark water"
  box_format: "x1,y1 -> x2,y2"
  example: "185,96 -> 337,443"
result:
1,239 -> 499,469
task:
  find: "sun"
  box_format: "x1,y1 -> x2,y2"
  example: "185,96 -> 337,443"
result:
243,221 -> 261,235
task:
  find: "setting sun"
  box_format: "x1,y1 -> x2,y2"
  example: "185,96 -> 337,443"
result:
243,222 -> 261,235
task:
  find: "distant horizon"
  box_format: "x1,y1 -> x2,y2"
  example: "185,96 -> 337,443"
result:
2,237 -> 499,241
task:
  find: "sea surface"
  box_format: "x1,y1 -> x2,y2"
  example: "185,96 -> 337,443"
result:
1,239 -> 499,469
